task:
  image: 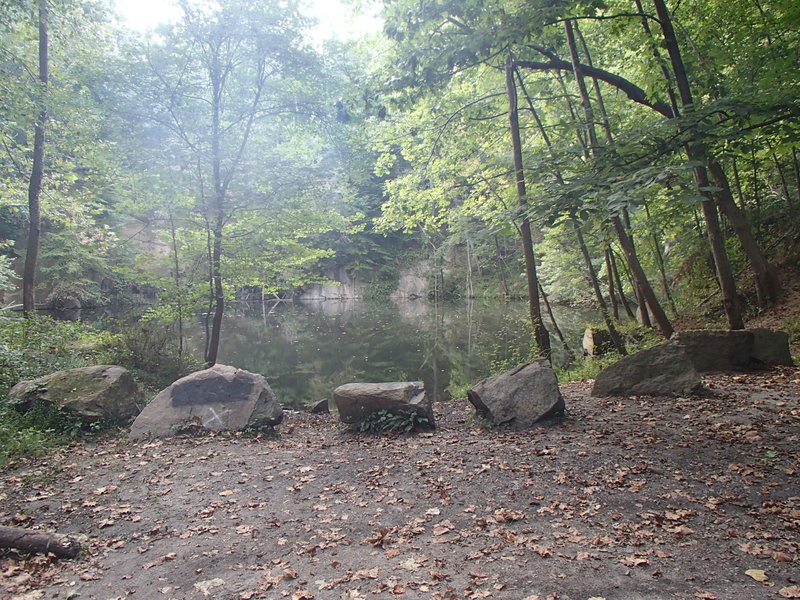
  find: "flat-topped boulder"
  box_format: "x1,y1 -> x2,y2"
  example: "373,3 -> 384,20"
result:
468,360 -> 565,428
333,381 -> 434,428
130,364 -> 283,439
672,328 -> 793,372
592,341 -> 701,397
6,365 -> 142,427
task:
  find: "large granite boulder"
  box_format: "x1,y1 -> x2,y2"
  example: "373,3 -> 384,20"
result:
130,364 -> 283,439
333,381 -> 434,427
6,365 -> 142,426
592,341 -> 701,397
467,360 -> 565,428
672,328 -> 793,372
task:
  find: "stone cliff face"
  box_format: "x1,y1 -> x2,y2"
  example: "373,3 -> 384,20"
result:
298,264 -> 429,301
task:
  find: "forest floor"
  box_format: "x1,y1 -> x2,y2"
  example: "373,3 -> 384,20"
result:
2,364 -> 799,600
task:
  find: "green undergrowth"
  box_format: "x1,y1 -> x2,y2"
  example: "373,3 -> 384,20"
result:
0,315 -> 197,468
347,409 -> 431,434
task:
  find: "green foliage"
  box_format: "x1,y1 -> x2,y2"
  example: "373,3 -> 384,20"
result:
363,264 -> 400,301
0,315 -> 116,467
348,409 -> 430,434
0,315 -> 113,398
484,314 -> 538,375
99,321 -> 202,393
556,353 -> 622,383
786,317 -> 800,364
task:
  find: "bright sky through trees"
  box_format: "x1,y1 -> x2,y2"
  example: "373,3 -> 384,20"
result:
113,0 -> 382,46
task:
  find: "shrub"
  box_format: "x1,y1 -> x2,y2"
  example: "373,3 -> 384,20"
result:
349,410 -> 430,434
0,315 -> 115,468
98,321 -> 202,393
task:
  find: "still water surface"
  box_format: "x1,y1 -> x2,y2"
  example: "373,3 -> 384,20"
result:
189,299 -> 598,408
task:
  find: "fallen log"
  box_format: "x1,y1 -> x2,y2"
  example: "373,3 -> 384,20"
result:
0,525 -> 81,558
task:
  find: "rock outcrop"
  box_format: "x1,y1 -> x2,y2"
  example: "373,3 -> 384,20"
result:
468,360 -> 565,428
672,328 -> 793,371
591,341 -> 701,397
6,365 -> 142,426
333,381 -> 434,427
582,328 -> 613,357
130,364 -> 283,439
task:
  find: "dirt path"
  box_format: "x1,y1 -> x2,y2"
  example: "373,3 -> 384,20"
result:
2,368 -> 799,600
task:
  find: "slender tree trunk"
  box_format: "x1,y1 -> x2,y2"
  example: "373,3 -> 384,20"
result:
612,217 -> 674,337
708,160 -> 782,305
609,247 -> 636,320
731,156 -> 746,211
23,0 -> 48,316
574,22 -> 614,145
539,282 -> 574,361
572,220 -> 626,354
751,144 -> 761,235
516,62 -> 627,348
206,64 -> 225,365
565,18 -> 669,334
564,20 -> 599,153
644,203 -> 678,316
768,143 -> 793,210
604,247 -> 620,320
792,147 -> 800,208
494,236 -> 511,298
652,0 -> 744,329
505,54 -> 551,359
168,213 -> 184,357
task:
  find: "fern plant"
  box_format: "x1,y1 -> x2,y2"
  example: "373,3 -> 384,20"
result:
350,410 -> 430,434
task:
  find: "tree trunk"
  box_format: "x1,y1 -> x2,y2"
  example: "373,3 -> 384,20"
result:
206,63 -> 225,365
505,55 -> 551,359
609,247 -> 636,320
168,213 -> 184,357
792,147 -> 800,208
0,525 -> 80,559
572,220 -> 626,354
604,247 -> 620,320
565,18 -> 668,334
708,160 -> 782,305
652,0 -> 744,329
612,216 -> 674,338
23,0 -> 49,316
644,203 -> 678,316
539,281 -> 574,362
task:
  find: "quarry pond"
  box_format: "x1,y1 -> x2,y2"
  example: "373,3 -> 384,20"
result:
185,298 -> 601,408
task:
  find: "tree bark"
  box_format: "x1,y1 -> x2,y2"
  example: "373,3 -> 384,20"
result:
572,220 -> 626,354
609,247 -> 636,320
505,54 -> 551,359
539,281 -> 574,361
23,0 -> 49,316
612,216 -> 674,337
206,58 -> 225,365
708,160 -> 782,305
0,526 -> 80,559
651,0 -> 744,329
564,20 -> 669,335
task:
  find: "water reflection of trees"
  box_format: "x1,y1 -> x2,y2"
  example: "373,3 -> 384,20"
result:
197,299 -> 599,408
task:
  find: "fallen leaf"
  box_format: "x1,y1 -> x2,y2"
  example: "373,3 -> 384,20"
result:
745,569 -> 768,582
619,555 -> 649,567
779,586 -> 800,598
194,578 -> 225,596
